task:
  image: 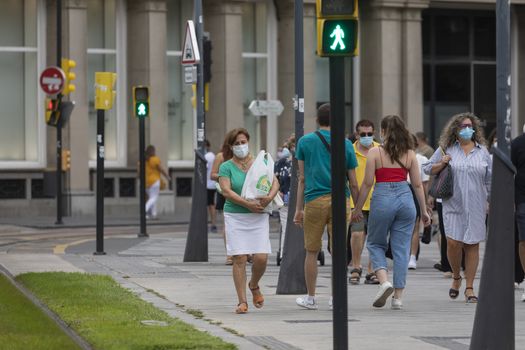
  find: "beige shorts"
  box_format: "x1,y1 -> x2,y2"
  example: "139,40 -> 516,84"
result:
303,194 -> 351,252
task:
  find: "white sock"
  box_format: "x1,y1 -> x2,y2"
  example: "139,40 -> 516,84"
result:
306,295 -> 315,303
410,255 -> 416,260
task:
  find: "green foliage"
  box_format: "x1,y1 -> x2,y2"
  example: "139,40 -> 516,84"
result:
0,274 -> 81,350
18,272 -> 236,350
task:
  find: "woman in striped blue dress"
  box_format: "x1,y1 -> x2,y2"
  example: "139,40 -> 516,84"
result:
423,113 -> 492,303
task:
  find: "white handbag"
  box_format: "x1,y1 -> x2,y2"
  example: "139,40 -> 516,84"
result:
241,151 -> 282,213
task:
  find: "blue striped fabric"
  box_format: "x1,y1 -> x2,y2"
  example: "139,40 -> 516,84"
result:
423,142 -> 492,244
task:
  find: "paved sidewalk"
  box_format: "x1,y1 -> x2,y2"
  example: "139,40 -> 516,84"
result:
0,222 -> 524,350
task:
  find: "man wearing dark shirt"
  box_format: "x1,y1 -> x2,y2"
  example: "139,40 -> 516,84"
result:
511,125 -> 525,302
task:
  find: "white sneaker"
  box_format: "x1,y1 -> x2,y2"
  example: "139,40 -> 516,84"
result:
408,256 -> 417,270
391,298 -> 403,310
296,295 -> 318,310
373,281 -> 394,308
521,292 -> 525,302
328,297 -> 333,310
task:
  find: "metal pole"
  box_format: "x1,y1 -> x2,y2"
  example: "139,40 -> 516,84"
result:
276,0 -> 307,295
94,109 -> 106,255
329,56 -> 348,350
138,118 -> 148,237
55,0 -> 63,225
184,0 -> 208,262
470,2 -> 515,348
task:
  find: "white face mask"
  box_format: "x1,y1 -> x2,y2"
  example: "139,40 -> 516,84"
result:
233,143 -> 249,159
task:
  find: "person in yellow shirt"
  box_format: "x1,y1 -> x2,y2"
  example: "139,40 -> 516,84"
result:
349,120 -> 380,285
145,145 -> 170,219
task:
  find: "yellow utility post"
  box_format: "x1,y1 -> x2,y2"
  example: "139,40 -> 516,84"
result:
95,72 -> 117,110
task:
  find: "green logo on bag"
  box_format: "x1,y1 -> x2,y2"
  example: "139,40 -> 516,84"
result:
256,175 -> 271,194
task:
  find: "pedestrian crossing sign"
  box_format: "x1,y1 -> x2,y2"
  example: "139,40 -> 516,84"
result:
317,19 -> 358,57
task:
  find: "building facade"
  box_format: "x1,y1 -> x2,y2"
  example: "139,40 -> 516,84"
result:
1,0 -> 524,218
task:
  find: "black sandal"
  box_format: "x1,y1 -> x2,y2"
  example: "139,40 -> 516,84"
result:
449,275 -> 462,299
364,272 -> 380,285
464,287 -> 478,304
348,268 -> 362,285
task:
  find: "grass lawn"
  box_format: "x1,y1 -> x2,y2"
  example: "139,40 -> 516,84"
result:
18,272 -> 236,350
0,273 -> 81,350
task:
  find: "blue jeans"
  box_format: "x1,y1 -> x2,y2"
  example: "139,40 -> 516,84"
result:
367,182 -> 416,289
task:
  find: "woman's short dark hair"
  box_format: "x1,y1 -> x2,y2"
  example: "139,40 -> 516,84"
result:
225,128 -> 250,148
317,103 -> 331,127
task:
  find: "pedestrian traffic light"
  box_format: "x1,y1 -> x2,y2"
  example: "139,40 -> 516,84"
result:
95,72 -> 117,110
203,38 -> 212,83
61,149 -> 71,171
61,58 -> 76,95
316,0 -> 359,57
45,98 -> 60,126
133,86 -> 149,118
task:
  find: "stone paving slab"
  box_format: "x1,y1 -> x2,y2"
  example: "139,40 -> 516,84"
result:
0,226 -> 524,350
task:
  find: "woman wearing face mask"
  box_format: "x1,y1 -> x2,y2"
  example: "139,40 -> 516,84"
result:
423,113 -> 492,303
218,128 -> 280,314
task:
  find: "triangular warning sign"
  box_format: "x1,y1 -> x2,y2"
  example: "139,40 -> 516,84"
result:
181,20 -> 200,65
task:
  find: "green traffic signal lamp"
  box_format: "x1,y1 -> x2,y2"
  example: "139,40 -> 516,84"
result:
136,101 -> 149,117
133,86 -> 150,118
318,19 -> 358,56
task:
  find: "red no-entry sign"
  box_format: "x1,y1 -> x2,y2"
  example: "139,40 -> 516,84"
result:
40,66 -> 65,95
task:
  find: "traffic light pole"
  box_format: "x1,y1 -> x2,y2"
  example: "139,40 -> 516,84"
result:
330,56 -> 348,350
55,0 -> 63,225
94,109 -> 106,255
138,117 -> 148,237
276,0 -> 307,295
470,1 -> 515,348
184,0 -> 208,262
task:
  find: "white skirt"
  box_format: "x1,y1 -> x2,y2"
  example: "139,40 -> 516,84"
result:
224,212 -> 272,256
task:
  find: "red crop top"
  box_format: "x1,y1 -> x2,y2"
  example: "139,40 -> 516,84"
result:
375,148 -> 409,183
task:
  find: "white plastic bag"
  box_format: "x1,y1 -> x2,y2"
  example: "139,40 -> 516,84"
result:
241,151 -> 281,213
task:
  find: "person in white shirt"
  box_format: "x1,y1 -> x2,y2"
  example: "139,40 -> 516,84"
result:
408,135 -> 430,270
205,140 -> 218,233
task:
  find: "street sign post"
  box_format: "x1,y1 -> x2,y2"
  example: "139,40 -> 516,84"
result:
184,65 -> 197,84
248,100 -> 284,117
40,67 -> 65,95
181,20 -> 200,65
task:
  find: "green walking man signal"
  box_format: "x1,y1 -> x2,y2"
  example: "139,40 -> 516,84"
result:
133,86 -> 150,118
316,0 -> 359,57
330,24 -> 346,50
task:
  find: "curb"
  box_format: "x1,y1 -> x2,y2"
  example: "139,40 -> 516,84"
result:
0,265 -> 92,350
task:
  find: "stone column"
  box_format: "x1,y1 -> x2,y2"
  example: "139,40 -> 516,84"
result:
360,0 -> 428,131
402,1 -> 429,132
276,0 -> 317,142
127,1 -> 168,166
63,0 -> 93,216
204,0 -> 244,149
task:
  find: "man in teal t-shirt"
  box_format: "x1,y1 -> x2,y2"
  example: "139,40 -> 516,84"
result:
293,103 -> 359,310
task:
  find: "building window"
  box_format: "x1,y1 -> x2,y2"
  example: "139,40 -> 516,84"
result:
0,0 -> 44,166
87,0 -> 126,166
166,1 -> 195,163
242,2 -> 268,151
423,10 -> 496,146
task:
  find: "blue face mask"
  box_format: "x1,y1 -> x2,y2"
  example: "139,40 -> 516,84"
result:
359,136 -> 374,148
458,127 -> 475,141
281,147 -> 291,158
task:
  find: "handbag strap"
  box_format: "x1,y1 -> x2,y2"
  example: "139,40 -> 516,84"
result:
315,131 -> 331,153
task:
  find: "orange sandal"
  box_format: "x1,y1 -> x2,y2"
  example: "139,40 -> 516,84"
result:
235,301 -> 248,314
249,283 -> 264,308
